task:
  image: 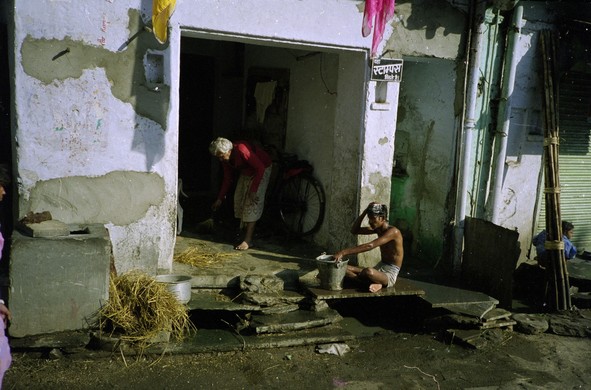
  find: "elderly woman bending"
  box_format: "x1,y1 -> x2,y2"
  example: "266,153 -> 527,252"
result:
209,137 -> 272,250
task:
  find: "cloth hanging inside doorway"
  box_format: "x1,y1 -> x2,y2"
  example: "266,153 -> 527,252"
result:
254,81 -> 277,124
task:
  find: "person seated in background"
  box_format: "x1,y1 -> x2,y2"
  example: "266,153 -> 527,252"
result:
532,220 -> 577,267
333,202 -> 404,293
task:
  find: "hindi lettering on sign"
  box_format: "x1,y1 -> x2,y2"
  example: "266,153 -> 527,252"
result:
371,59 -> 403,82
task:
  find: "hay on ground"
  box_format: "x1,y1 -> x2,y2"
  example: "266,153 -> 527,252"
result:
98,271 -> 195,346
174,244 -> 234,268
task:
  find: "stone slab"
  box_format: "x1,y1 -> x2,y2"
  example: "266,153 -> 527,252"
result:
479,320 -> 516,330
408,279 -> 499,308
567,258 -> 591,281
9,225 -> 112,337
249,308 -> 343,334
241,290 -> 306,306
482,308 -> 512,322
446,302 -> 496,319
186,291 -> 260,311
16,220 -> 70,238
9,330 -> 91,349
303,277 -> 425,300
103,323 -> 358,356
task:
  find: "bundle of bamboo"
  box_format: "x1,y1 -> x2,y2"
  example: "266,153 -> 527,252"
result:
540,30 -> 571,311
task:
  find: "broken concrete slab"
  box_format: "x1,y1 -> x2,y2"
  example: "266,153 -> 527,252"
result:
27,316 -> 376,358
482,308 -> 513,322
241,290 -> 306,307
186,291 -> 260,312
512,313 -> 549,335
300,298 -> 330,312
424,314 -> 481,330
145,323 -> 357,356
479,319 -> 516,330
408,279 -> 499,309
16,219 -> 70,238
446,302 -> 496,319
303,278 -> 425,300
548,312 -> 591,338
240,274 -> 284,293
259,304 -> 300,315
249,308 -> 343,334
10,330 -> 91,350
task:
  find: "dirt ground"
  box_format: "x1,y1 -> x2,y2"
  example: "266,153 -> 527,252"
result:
4,312 -> 591,390
5,205 -> 591,389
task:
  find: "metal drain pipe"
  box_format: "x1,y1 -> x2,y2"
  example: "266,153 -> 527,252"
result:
488,5 -> 524,224
453,0 -> 487,274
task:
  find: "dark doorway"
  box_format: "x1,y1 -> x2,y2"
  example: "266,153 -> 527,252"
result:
178,50 -> 215,193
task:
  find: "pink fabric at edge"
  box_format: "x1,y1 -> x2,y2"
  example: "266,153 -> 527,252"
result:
362,0 -> 396,58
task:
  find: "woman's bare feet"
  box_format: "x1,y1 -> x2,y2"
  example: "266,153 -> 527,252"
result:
369,283 -> 383,293
235,241 -> 251,251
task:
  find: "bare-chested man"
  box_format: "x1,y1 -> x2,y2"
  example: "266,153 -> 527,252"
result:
333,202 -> 404,293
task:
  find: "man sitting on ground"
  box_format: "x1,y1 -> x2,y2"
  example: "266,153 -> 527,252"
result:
333,202 -> 404,293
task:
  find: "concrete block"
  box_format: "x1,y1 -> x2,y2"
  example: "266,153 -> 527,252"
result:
9,224 -> 111,337
16,220 -> 70,238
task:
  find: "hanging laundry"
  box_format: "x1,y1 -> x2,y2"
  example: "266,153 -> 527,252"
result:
152,0 -> 177,44
362,0 -> 396,58
254,81 -> 277,124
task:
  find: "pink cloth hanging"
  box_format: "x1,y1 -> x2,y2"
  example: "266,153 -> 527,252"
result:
362,0 -> 396,58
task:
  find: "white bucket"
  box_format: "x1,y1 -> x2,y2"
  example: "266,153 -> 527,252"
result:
316,254 -> 348,291
155,274 -> 192,304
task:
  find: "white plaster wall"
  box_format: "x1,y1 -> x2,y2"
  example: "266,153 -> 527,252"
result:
12,0 -> 178,273
356,79 -> 401,267
386,0 -> 466,60
492,6 -> 550,263
175,0 -> 371,51
11,0 -> 395,272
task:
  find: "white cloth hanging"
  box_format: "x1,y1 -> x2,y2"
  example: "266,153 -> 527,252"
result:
254,81 -> 277,124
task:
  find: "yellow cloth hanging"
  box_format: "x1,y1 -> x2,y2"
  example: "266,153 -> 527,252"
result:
152,0 -> 177,44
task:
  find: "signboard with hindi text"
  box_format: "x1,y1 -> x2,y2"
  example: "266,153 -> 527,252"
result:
371,58 -> 403,82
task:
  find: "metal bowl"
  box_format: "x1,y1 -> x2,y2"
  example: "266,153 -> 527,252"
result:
155,274 -> 192,304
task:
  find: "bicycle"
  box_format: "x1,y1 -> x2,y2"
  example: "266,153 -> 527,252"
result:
263,144 -> 326,237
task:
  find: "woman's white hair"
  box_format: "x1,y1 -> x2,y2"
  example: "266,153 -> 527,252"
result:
209,137 -> 233,156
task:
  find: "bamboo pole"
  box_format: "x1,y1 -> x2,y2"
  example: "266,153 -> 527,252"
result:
539,30 -> 571,311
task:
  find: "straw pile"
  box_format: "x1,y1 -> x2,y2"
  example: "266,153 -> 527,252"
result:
174,243 -> 234,268
98,271 -> 195,345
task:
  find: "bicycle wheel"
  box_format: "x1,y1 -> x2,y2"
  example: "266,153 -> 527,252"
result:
277,174 -> 326,236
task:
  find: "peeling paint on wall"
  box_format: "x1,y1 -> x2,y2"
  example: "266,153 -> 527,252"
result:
385,0 -> 466,60
20,10 -> 169,128
394,59 -> 457,266
26,171 -> 165,226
